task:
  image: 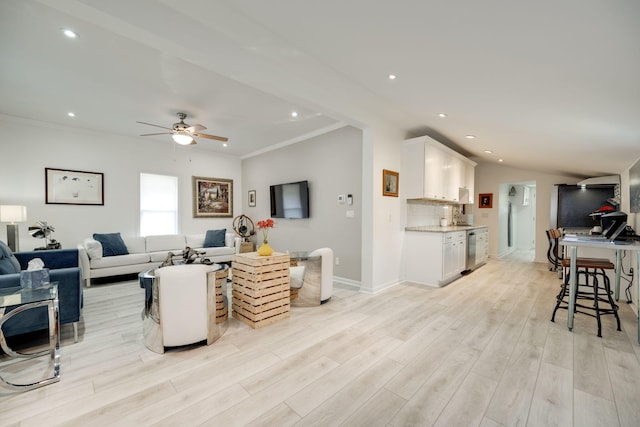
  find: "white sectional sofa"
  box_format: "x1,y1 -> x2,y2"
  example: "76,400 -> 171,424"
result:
78,232 -> 239,287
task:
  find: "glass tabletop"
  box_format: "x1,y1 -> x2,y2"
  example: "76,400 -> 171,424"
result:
0,283 -> 58,308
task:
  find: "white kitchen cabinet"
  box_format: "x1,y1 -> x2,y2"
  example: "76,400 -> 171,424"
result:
423,143 -> 446,200
463,162 -> 475,204
475,227 -> 489,265
403,136 -> 476,203
443,231 -> 466,280
404,230 -> 467,287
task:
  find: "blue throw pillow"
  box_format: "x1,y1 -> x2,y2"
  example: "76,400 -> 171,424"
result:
93,233 -> 129,257
203,229 -> 226,248
0,240 -> 21,274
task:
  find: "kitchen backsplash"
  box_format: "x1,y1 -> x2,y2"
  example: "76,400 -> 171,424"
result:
406,200 -> 462,227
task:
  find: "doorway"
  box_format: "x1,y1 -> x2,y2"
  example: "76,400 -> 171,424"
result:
500,181 -> 536,262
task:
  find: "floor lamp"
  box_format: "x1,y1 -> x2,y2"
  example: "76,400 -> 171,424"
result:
0,205 -> 27,252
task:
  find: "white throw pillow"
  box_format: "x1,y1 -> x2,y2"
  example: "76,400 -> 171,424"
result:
84,238 -> 103,260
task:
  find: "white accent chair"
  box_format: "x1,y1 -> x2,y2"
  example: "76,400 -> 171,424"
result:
142,264 -> 228,353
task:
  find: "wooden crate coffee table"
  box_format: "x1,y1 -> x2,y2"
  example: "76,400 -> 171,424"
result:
232,252 -> 290,328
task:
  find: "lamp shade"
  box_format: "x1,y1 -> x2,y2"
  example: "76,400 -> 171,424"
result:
0,205 -> 27,223
172,133 -> 194,145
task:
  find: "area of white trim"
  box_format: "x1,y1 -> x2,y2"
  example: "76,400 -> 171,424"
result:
241,122 -> 348,159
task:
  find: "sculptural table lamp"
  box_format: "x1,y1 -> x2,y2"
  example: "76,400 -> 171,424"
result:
0,205 -> 27,252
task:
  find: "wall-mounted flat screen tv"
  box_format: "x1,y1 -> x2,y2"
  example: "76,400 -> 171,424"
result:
270,180 -> 310,218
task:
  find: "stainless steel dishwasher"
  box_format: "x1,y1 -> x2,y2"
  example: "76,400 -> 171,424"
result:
466,230 -> 477,271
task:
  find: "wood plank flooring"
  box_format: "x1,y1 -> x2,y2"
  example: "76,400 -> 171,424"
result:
2,257 -> 640,426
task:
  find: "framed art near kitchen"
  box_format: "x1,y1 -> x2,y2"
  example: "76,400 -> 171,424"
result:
192,176 -> 233,218
479,193 -> 493,208
45,167 -> 104,205
382,169 -> 399,197
248,190 -> 256,207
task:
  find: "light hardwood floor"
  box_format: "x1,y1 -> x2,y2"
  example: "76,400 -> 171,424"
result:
2,257 -> 640,426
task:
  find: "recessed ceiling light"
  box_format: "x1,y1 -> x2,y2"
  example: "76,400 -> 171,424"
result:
498,159 -> 504,162
438,113 -> 447,118
484,150 -> 493,154
67,112 -> 75,117
388,74 -> 397,80
465,135 -> 476,139
291,111 -> 298,118
62,28 -> 78,39
223,143 -> 228,147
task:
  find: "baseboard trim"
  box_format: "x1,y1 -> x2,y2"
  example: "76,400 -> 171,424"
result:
333,276 -> 361,291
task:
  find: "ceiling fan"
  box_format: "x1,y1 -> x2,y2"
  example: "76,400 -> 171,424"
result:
137,112 -> 228,145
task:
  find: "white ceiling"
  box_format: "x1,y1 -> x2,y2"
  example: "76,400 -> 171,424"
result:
2,0 -> 639,178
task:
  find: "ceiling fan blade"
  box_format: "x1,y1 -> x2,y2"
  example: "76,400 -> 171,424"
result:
193,132 -> 229,142
136,121 -> 172,130
186,124 -> 206,132
140,132 -> 172,136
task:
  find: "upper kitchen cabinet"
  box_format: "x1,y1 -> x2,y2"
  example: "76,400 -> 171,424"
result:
403,136 -> 476,203
462,161 -> 475,204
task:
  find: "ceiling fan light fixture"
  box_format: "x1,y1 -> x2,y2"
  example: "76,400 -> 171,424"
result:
172,133 -> 193,145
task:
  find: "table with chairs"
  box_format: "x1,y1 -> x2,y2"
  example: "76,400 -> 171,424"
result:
553,232 -> 640,343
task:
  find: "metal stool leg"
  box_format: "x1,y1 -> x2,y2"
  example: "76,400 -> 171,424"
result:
591,270 -> 603,337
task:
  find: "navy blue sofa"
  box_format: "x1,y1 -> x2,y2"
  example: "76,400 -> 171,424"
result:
0,241 -> 82,340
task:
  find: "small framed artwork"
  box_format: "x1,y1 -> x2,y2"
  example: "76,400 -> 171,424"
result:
248,190 -> 256,207
382,169 -> 399,197
192,176 -> 233,218
479,193 -> 493,208
45,167 -> 104,205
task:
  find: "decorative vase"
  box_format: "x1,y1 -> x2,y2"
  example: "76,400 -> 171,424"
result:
257,242 -> 273,256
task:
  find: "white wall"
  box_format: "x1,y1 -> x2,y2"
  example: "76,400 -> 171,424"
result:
0,116 -> 241,250
472,162 -> 581,263
241,126 -> 362,283
366,125 -> 407,293
621,156 -> 640,311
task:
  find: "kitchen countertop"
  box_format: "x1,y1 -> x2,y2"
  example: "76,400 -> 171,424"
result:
405,225 -> 488,232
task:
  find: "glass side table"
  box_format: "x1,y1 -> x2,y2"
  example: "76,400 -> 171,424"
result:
0,283 -> 60,391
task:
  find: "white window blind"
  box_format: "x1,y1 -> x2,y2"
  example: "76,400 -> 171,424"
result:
140,173 -> 178,236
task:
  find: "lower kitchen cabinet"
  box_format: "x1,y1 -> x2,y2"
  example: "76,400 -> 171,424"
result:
404,230 -> 467,287
475,228 -> 489,265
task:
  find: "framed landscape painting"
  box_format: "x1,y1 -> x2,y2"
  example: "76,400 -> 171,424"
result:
45,167 -> 104,205
192,176 -> 233,218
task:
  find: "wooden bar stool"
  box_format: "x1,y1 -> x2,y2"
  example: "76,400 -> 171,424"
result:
546,229 -> 563,271
551,258 -> 621,337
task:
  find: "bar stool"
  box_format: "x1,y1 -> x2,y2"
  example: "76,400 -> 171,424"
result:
546,229 -> 563,271
551,258 -> 621,337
